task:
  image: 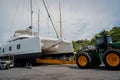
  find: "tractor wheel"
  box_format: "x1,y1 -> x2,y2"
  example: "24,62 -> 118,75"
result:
103,50 -> 120,69
76,52 -> 92,69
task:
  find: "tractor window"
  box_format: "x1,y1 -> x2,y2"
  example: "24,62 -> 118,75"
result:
96,37 -> 104,45
107,36 -> 112,44
96,36 -> 112,45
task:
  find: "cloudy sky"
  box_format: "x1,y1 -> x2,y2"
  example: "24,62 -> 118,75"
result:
0,0 -> 120,44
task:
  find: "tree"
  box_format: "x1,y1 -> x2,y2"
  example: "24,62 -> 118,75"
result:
108,27 -> 120,42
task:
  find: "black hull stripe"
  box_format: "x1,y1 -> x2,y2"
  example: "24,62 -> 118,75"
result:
14,52 -> 74,61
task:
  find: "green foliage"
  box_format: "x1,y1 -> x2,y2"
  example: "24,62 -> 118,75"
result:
90,33 -> 100,45
108,27 -> 120,42
72,26 -> 120,51
72,39 -> 90,51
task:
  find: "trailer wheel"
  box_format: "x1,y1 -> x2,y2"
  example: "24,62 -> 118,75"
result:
76,52 -> 92,69
103,50 -> 120,69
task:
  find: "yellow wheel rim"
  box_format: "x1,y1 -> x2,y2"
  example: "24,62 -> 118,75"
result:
106,53 -> 120,67
78,55 -> 87,66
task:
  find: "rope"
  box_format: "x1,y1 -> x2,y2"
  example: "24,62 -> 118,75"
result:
44,0 -> 59,38
9,0 -> 20,38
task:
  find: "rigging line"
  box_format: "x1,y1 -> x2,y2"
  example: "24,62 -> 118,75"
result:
21,0 -> 25,27
25,0 -> 30,28
45,0 -> 59,34
34,1 -> 40,35
42,0 -> 59,38
45,9 -> 56,37
9,0 -> 20,38
35,0 -> 43,36
47,15 -> 56,38
62,25 -> 66,40
37,0 -> 50,25
48,16 -> 57,38
36,0 -> 54,36
49,22 -> 57,38
35,0 -> 56,38
47,16 -> 50,37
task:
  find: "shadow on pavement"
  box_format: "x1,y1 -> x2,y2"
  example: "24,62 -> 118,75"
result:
68,65 -> 120,71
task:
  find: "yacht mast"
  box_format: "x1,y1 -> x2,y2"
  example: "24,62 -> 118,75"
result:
38,9 -> 40,36
59,0 -> 62,39
30,0 -> 33,36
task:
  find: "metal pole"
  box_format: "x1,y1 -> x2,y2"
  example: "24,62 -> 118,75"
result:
38,9 -> 40,36
59,0 -> 62,39
30,0 -> 33,36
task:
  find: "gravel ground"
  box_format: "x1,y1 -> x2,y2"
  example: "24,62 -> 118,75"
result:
0,64 -> 120,80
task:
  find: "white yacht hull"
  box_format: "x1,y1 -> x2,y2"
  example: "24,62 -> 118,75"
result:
1,37 -> 42,61
41,37 -> 73,56
1,37 -> 73,62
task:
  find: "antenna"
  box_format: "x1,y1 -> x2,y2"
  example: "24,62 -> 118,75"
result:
59,0 -> 62,39
42,0 -> 59,38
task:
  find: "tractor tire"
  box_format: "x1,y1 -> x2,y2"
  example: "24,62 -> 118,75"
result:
76,52 -> 92,69
103,50 -> 120,69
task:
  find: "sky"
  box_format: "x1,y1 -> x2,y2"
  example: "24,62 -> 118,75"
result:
0,0 -> 120,44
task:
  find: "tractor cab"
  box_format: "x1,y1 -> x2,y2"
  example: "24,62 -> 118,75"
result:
96,36 -> 112,45
96,29 -> 112,53
96,36 -> 112,52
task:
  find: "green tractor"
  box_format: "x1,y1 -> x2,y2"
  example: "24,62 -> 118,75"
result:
76,30 -> 120,69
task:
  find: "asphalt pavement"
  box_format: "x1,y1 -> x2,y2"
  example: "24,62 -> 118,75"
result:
0,64 -> 120,80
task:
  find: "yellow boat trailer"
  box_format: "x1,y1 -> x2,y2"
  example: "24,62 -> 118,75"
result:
36,58 -> 76,65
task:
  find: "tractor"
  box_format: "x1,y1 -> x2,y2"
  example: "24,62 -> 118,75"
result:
76,30 -> 120,69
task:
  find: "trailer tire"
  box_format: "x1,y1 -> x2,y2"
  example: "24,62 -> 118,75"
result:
103,50 -> 120,69
76,52 -> 92,69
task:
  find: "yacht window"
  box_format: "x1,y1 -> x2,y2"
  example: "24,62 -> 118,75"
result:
9,46 -> 12,51
17,44 -> 21,50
